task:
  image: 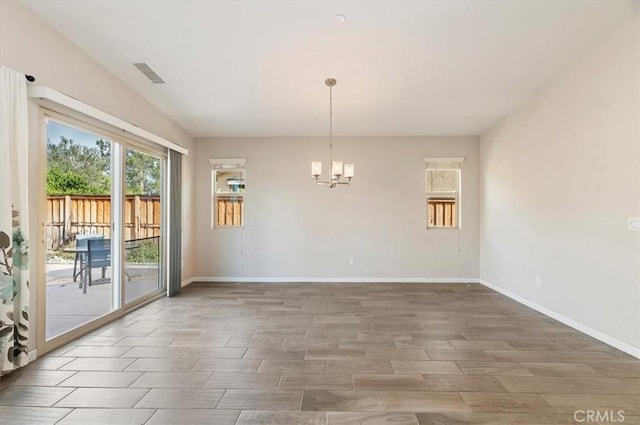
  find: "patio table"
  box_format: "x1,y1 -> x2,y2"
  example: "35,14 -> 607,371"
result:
62,241 -> 140,293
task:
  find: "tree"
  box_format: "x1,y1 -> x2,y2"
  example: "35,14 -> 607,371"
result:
46,137 -> 111,195
47,136 -> 161,196
46,166 -> 91,195
125,150 -> 161,195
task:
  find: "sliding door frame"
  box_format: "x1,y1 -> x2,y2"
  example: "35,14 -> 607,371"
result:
36,109 -> 168,355
122,144 -> 167,309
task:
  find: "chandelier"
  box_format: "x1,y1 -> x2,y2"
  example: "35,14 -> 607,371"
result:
311,78 -> 354,188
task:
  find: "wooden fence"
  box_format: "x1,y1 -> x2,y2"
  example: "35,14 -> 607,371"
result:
46,195 -> 161,250
427,198 -> 457,228
216,196 -> 244,227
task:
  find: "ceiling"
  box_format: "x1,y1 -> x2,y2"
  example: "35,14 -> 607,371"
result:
23,1 -> 639,138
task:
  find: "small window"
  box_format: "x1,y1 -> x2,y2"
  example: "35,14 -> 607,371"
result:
425,158 -> 463,229
210,159 -> 246,228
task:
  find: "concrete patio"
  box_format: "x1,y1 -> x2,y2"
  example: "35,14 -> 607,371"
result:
46,262 -> 162,340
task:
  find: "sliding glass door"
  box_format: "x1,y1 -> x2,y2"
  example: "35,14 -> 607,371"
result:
44,118 -> 120,340
43,114 -> 166,344
124,148 -> 164,304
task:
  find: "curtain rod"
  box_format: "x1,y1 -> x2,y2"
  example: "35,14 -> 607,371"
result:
25,74 -> 35,82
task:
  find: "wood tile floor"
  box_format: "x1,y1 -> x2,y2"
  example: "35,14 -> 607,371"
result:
1,282 -> 638,424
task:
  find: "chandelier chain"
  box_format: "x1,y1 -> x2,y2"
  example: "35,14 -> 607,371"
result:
329,83 -> 333,165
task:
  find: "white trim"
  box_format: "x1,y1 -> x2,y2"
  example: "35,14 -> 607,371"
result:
27,86 -> 188,155
192,276 -> 480,284
165,152 -> 172,296
424,156 -> 464,163
210,158 -> 246,168
28,349 -> 38,362
181,277 -> 196,288
479,279 -> 640,359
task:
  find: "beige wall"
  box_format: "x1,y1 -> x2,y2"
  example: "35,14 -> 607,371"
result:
0,1 -> 196,350
480,16 -> 640,349
195,136 -> 479,280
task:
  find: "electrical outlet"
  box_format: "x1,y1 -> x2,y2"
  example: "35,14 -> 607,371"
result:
349,257 -> 356,266
535,275 -> 541,287
629,217 -> 640,232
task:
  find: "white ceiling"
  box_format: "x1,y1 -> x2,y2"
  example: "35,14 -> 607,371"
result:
23,1 -> 639,138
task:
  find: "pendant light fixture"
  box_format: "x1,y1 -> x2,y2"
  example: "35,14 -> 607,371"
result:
311,78 -> 354,188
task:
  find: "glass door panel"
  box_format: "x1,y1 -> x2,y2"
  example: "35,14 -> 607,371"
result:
124,148 -> 164,303
44,119 -> 119,340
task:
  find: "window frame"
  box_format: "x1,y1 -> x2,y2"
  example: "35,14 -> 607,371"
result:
210,158 -> 246,229
425,157 -> 463,230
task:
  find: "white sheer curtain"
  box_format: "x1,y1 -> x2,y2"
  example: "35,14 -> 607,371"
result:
0,65 -> 30,374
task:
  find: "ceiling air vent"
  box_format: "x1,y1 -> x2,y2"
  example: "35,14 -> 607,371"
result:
133,63 -> 165,84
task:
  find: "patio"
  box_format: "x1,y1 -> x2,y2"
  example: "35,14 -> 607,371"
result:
46,262 -> 161,340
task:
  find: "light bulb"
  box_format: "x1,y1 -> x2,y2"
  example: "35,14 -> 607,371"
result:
332,161 -> 344,177
311,161 -> 322,177
344,163 -> 354,178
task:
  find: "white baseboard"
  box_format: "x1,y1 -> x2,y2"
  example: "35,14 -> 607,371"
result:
181,277 -> 196,288
28,349 -> 38,362
479,279 -> 640,359
191,276 -> 481,284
